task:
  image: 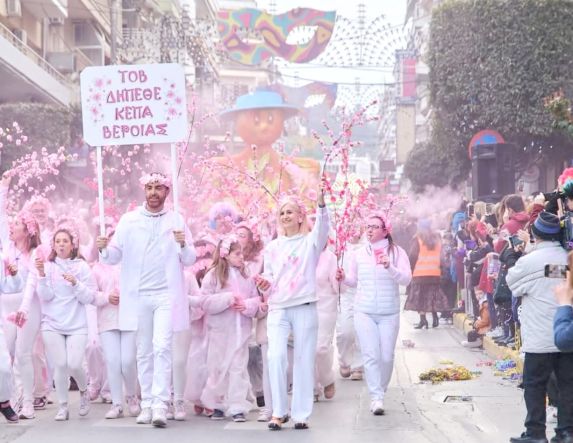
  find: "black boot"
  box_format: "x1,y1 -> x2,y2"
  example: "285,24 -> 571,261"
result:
509,432 -> 548,443
414,314 -> 428,329
432,312 -> 439,328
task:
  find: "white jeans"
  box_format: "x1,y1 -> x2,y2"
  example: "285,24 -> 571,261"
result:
2,293 -> 41,405
32,335 -> 52,398
315,307 -> 336,390
172,329 -> 191,402
42,331 -> 88,406
261,343 -> 272,414
0,325 -> 13,401
137,294 -> 172,410
336,292 -> 362,371
86,305 -> 108,396
267,303 -> 318,422
354,311 -> 400,402
100,330 -> 137,406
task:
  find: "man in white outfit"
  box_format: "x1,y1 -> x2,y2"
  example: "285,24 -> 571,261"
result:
96,173 -> 195,427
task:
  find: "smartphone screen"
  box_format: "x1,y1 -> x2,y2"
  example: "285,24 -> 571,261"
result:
545,264 -> 569,278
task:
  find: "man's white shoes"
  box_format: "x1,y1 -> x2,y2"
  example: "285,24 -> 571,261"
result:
136,407 -> 152,424
152,408 -> 167,427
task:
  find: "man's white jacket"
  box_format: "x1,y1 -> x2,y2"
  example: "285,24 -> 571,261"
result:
100,208 -> 196,332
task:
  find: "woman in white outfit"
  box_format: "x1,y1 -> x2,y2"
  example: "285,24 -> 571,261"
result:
0,173 -> 42,419
32,227 -> 97,421
0,255 -> 22,422
337,213 -> 411,415
259,187 -> 329,431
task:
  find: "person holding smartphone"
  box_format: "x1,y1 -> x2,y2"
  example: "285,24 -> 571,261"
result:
506,211 -> 573,443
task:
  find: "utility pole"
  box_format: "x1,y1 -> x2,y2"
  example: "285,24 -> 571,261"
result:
110,0 -> 119,64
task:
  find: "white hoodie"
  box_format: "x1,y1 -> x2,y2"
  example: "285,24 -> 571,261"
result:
35,257 -> 96,334
263,206 -> 329,310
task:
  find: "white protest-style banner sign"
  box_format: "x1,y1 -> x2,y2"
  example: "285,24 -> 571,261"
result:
80,63 -> 188,146
79,63 -> 188,237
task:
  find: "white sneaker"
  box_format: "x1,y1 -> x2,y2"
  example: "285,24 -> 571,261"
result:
54,406 -> 69,421
370,400 -> 384,416
486,326 -> 503,338
127,396 -> 141,417
101,391 -> 113,404
105,404 -> 124,419
152,408 -> 167,427
136,407 -> 152,424
461,339 -> 483,348
174,400 -> 186,421
166,402 -> 174,420
547,406 -> 558,423
19,402 -> 35,419
257,408 -> 271,422
79,390 -> 91,416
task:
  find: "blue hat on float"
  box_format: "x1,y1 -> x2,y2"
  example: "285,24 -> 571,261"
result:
532,211 -> 561,240
220,90 -> 300,120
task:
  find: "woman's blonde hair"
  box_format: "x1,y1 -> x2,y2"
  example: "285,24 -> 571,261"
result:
276,197 -> 310,237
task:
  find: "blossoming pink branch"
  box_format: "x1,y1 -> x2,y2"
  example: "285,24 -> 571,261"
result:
0,122 -> 73,213
314,101 -> 380,270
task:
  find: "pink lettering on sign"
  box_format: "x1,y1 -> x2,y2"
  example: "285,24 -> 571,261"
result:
102,123 -> 169,139
114,106 -> 154,120
106,87 -> 161,104
118,70 -> 148,83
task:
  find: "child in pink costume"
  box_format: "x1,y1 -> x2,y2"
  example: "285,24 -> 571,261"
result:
236,223 -> 265,409
200,236 -> 262,422
92,260 -> 140,419
314,246 -> 339,401
168,269 -> 197,421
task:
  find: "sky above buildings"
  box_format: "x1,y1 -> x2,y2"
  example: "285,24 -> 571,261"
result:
256,0 -> 409,108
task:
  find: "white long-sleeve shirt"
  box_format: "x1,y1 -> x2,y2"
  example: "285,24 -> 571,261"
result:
0,257 -> 23,326
262,206 -> 330,310
35,257 -> 96,334
100,206 -> 196,332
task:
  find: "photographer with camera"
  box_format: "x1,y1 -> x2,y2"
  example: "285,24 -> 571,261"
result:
507,211 -> 572,443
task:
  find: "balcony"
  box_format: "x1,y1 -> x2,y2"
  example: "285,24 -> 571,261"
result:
0,21 -> 71,106
24,0 -> 68,20
68,0 -> 111,35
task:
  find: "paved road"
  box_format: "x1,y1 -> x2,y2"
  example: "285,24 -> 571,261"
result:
0,309 -> 541,443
